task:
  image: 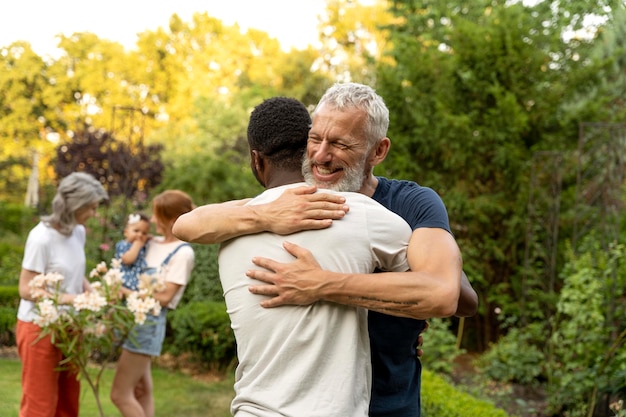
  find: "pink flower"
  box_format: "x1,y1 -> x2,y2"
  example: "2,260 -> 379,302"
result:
99,243 -> 110,251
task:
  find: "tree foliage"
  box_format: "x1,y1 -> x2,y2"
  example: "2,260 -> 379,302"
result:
0,10 -> 333,206
55,126 -> 164,200
2,4 -> 626,396
375,0 -> 624,349
0,42 -> 58,202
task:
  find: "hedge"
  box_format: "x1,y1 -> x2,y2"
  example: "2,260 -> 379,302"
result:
422,369 -> 513,417
165,300 -> 236,371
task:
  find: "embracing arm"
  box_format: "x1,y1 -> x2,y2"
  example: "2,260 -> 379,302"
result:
247,227 -> 462,320
173,199 -> 251,244
173,185 -> 349,244
456,271 -> 478,317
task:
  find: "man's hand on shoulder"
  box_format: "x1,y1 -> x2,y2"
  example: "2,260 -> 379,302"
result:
258,185 -> 349,235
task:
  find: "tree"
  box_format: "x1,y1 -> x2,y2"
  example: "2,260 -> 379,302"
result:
0,42 -> 57,203
55,126 -> 164,202
376,0 -> 608,348
316,0 -> 396,83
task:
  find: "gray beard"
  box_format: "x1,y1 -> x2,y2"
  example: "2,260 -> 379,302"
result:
302,156 -> 365,192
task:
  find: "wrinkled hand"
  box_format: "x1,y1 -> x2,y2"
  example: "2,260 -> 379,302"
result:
247,241 -> 325,308
259,185 -> 349,235
417,320 -> 429,358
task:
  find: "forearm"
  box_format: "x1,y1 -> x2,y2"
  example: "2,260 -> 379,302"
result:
248,229 -> 463,319
121,242 -> 144,265
56,279 -> 90,305
153,282 -> 181,307
18,269 -> 38,300
173,186 -> 349,244
455,271 -> 478,317
315,270 -> 460,320
172,200 -> 256,244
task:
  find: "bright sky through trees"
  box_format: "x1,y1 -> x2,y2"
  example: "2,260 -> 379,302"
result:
1,0 -> 326,56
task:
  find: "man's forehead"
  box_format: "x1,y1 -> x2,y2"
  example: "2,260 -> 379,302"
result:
312,107 -> 366,135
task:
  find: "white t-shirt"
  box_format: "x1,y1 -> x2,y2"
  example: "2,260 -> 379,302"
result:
18,222 -> 87,323
144,237 -> 194,310
219,183 -> 412,417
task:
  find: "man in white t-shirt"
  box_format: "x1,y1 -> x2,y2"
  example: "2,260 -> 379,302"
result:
175,97 -> 412,416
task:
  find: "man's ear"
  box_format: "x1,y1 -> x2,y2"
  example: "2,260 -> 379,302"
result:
370,137 -> 391,167
251,149 -> 266,186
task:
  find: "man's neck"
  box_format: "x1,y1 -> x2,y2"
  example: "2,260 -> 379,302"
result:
265,171 -> 304,189
358,175 -> 379,197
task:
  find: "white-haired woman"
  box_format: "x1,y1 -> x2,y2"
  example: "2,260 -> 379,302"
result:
17,172 -> 108,417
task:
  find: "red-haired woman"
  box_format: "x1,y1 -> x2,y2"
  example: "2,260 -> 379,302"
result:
110,190 -> 195,417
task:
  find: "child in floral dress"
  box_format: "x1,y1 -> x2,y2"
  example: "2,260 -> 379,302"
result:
115,213 -> 151,291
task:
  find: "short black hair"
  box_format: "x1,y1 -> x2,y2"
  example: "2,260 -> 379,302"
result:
247,97 -> 311,171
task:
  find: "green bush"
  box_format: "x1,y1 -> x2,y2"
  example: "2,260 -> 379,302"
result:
182,244 -> 224,304
0,202 -> 37,235
0,306 -> 17,346
421,318 -> 464,374
545,241 -> 626,416
478,326 -> 545,385
0,286 -> 19,308
165,301 -> 236,371
0,238 -> 25,286
422,369 -> 512,417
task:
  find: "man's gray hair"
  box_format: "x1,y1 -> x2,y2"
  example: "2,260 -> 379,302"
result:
314,82 -> 390,147
42,172 -> 108,235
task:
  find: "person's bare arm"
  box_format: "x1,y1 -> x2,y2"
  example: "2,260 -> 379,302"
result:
121,238 -> 148,265
247,227 -> 462,320
173,185 -> 349,244
153,282 -> 182,307
19,269 -> 41,301
19,268 -> 82,305
455,271 -> 478,317
82,277 -> 92,293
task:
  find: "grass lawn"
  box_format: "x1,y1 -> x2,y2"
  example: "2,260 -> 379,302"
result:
0,357 -> 234,417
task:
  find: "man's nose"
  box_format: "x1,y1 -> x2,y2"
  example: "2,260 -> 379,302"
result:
312,140 -> 332,162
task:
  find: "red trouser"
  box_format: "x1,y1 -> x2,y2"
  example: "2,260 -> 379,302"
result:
16,320 -> 80,417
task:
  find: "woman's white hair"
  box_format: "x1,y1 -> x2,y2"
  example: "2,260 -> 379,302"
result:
41,172 -> 108,235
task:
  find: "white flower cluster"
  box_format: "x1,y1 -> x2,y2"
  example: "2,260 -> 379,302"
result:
33,298 -> 60,327
138,271 -> 166,294
28,271 -> 63,299
31,259 -> 164,329
126,292 -> 162,325
29,272 -> 65,326
83,322 -> 108,338
74,291 -> 107,312
88,259 -> 163,325
89,261 -> 109,278
29,258 -> 166,416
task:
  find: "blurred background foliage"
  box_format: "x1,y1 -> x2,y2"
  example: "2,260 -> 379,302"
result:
2,0 -> 626,415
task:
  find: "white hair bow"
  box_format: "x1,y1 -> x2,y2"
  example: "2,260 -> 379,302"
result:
128,213 -> 141,224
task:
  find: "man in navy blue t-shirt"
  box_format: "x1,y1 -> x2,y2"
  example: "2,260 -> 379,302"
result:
175,83 -> 478,416
243,83 -> 476,416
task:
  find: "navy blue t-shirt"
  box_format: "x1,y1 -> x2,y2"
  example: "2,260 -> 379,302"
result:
369,176 -> 451,417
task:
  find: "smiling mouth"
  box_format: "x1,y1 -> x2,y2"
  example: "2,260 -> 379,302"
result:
315,165 -> 341,176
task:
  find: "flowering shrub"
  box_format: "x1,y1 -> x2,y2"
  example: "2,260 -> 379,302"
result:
30,259 -> 164,417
